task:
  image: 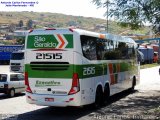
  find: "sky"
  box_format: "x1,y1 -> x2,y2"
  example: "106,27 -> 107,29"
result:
0,0 -> 107,19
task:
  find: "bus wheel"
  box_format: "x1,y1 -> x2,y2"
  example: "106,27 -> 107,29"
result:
103,85 -> 110,105
94,86 -> 103,109
8,89 -> 15,97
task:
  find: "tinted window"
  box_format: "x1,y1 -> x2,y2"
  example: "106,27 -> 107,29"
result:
0,74 -> 7,82
116,42 -> 128,59
128,44 -> 136,58
96,39 -> 110,60
10,74 -> 18,81
81,35 -> 97,60
11,52 -> 24,60
98,39 -> 121,60
103,41 -> 133,60
17,74 -> 24,81
80,35 -> 136,60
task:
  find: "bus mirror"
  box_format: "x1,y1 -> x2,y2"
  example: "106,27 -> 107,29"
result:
136,44 -> 140,49
137,50 -> 144,63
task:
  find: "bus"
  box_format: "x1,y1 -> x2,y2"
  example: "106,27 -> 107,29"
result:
0,45 -> 23,65
24,28 -> 140,107
10,50 -> 24,73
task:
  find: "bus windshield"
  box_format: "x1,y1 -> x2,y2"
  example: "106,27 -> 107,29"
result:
11,52 -> 24,60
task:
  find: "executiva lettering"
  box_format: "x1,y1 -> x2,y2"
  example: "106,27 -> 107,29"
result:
35,80 -> 61,87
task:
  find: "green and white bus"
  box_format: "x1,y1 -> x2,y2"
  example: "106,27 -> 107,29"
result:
24,28 -> 140,107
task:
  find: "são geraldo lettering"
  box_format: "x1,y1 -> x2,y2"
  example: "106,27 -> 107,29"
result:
34,42 -> 57,48
34,36 -> 57,48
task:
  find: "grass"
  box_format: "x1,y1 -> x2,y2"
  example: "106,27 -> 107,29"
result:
146,106 -> 160,116
140,63 -> 160,69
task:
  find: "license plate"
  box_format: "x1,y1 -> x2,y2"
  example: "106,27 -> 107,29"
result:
45,98 -> 54,102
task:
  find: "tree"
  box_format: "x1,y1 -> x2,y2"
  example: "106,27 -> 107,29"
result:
16,38 -> 25,45
26,19 -> 33,29
8,23 -> 16,32
92,0 -> 160,32
18,20 -> 23,27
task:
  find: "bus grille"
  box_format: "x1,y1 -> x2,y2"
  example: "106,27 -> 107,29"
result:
11,66 -> 20,71
30,62 -> 69,71
11,63 -> 20,65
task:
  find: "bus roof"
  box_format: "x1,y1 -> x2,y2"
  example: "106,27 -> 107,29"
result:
28,28 -> 136,44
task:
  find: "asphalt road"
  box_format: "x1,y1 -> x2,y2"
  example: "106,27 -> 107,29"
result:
0,65 -> 160,120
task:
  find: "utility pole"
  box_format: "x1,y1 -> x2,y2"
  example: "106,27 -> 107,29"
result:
106,0 -> 109,33
158,38 -> 160,64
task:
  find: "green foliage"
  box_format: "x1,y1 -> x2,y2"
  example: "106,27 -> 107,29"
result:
16,38 -> 25,45
18,20 -> 23,27
26,19 -> 33,29
8,23 -> 16,32
92,0 -> 160,32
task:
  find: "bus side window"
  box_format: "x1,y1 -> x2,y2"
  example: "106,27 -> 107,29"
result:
96,39 -> 105,60
80,35 -> 97,60
103,40 -> 118,60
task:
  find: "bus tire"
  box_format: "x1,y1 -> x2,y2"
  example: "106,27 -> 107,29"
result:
103,84 -> 110,105
94,86 -> 103,109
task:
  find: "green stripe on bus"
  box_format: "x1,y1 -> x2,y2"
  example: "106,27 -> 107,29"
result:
25,64 -> 106,79
25,62 -> 133,79
74,64 -> 105,78
25,64 -> 74,78
64,34 -> 73,48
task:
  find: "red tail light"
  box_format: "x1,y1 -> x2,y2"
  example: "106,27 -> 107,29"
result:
69,28 -> 74,32
25,72 -> 32,93
25,72 -> 28,85
29,29 -> 33,33
68,73 -> 80,95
